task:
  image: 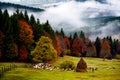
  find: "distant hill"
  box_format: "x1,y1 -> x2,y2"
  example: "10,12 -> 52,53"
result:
0,2 -> 44,12
76,0 -> 107,3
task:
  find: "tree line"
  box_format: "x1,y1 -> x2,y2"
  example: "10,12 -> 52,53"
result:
0,9 -> 120,62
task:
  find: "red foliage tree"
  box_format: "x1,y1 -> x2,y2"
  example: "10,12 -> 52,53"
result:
55,33 -> 67,57
64,36 -> 70,49
85,37 -> 91,46
18,45 -> 28,61
71,37 -> 87,56
59,35 -> 67,57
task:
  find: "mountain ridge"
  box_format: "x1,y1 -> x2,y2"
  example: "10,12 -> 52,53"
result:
0,2 -> 44,12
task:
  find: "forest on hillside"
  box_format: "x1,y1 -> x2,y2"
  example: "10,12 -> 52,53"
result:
0,9 -> 120,62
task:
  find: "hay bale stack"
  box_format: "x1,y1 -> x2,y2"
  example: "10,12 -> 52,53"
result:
76,58 -> 87,72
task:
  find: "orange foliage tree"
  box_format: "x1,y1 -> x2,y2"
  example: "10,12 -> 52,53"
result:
56,35 -> 67,57
100,39 -> 111,59
18,20 -> 34,45
55,35 -> 62,56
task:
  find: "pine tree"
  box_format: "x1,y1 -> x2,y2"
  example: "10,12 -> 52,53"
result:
0,9 -> 3,30
69,34 -> 73,49
73,32 -> 78,40
24,10 -> 29,22
60,28 -> 65,38
30,14 -> 36,26
95,37 -> 101,57
79,31 -> 85,43
2,9 -> 9,33
43,20 -> 56,45
19,11 -> 24,19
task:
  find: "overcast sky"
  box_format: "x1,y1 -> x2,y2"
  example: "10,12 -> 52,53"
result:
1,0 -> 120,40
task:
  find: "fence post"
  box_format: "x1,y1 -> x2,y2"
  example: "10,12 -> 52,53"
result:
0,64 -> 17,78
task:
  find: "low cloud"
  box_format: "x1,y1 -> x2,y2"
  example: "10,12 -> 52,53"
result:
37,1 -> 120,39
1,0 -> 120,40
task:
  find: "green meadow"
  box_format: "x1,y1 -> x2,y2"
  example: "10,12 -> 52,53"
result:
0,56 -> 120,80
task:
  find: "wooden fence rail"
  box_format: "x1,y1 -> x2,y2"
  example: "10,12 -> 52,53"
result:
0,64 -> 17,77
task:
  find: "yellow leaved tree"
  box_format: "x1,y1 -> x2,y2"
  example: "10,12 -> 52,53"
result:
31,36 -> 57,63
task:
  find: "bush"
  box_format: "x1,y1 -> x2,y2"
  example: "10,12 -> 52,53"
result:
60,61 -> 75,70
64,49 -> 71,55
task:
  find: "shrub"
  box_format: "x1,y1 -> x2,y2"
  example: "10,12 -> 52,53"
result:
76,58 -> 87,72
60,60 -> 75,70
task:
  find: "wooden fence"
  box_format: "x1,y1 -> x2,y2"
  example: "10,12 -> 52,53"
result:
0,64 -> 17,77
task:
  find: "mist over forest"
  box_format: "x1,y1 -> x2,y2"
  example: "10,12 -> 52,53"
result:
0,0 -> 120,40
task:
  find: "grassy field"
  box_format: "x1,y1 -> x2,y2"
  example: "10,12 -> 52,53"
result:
0,56 -> 120,80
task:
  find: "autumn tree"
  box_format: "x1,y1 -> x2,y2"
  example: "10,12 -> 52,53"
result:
71,37 -> 82,56
64,36 -> 70,49
18,45 -> 28,61
85,37 -> 91,46
71,37 -> 87,56
64,36 -> 71,55
59,35 -> 67,57
106,36 -> 119,58
100,39 -> 111,60
55,35 -> 62,56
18,20 -> 34,45
87,42 -> 96,57
31,36 -> 57,62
